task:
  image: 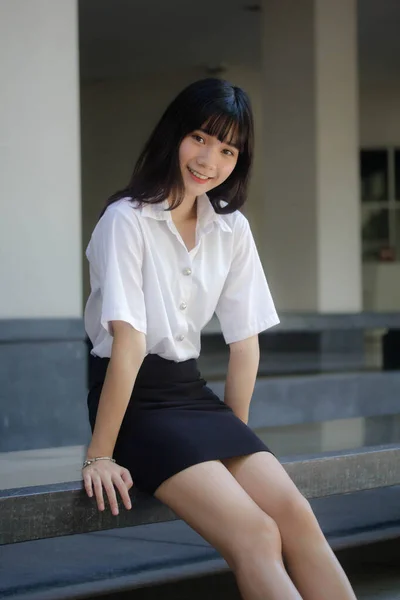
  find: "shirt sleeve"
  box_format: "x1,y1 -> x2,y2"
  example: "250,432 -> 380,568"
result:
88,205 -> 147,336
215,215 -> 279,344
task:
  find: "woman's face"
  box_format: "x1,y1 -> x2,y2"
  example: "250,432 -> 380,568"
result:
179,130 -> 239,197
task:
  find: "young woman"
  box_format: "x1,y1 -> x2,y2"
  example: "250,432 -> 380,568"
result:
83,78 -> 357,600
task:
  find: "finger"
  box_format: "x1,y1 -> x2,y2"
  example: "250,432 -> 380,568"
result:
92,475 -> 105,511
113,475 -> 132,510
120,469 -> 134,490
103,478 -> 119,516
82,472 -> 93,498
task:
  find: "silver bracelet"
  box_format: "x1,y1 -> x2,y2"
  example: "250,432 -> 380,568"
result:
82,456 -> 116,469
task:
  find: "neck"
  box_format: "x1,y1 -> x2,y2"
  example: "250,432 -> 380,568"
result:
169,193 -> 197,223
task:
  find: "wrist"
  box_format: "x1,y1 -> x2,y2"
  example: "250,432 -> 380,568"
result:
82,456 -> 116,469
86,446 -> 114,460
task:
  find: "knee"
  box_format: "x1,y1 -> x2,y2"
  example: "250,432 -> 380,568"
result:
278,491 -> 321,536
229,514 -> 282,572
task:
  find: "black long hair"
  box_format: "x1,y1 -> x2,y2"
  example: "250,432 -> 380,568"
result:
102,78 -> 254,217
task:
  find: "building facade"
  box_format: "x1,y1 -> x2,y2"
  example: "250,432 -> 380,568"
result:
1,0 -> 400,451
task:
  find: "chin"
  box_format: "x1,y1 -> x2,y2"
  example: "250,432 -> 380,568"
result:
184,176 -> 212,193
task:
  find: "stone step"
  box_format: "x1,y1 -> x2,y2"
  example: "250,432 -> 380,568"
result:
0,495 -> 399,600
1,445 -> 400,545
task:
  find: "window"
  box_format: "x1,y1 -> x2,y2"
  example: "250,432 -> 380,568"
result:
361,147 -> 400,261
395,149 -> 400,201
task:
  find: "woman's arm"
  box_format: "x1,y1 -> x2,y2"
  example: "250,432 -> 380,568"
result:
223,335 -> 260,424
87,320 -> 146,458
83,321 -> 146,515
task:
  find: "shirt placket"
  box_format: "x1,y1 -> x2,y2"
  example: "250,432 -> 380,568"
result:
176,261 -> 193,341
165,217 -> 214,344
163,220 -> 192,343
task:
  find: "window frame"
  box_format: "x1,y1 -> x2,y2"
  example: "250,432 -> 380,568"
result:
361,145 -> 400,263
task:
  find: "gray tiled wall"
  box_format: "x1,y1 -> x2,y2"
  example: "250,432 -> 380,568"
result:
0,319 -> 90,452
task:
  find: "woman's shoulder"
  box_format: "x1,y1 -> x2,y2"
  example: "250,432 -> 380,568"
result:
87,198 -> 143,258
101,197 -> 141,222
218,208 -> 251,237
92,197 -> 144,236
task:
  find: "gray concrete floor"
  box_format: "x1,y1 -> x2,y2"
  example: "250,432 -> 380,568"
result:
2,495 -> 399,600
90,540 -> 400,600
109,574 -> 400,600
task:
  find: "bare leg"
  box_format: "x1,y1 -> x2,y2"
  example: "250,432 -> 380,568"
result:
223,452 -> 357,600
155,460 -> 303,600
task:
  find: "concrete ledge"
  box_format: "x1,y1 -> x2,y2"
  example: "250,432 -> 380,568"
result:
201,312 -> 400,375
1,485 -> 176,545
2,313 -> 399,342
2,314 -> 399,453
0,318 -> 89,453
203,312 -> 400,334
0,318 -> 85,342
284,444 -> 400,497
0,487 -> 399,600
1,444 -> 399,545
224,371 -> 400,428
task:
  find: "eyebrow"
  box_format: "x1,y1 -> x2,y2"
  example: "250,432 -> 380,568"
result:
198,128 -> 240,150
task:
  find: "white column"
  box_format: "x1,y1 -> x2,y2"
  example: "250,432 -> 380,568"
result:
0,0 -> 82,318
261,0 -> 361,312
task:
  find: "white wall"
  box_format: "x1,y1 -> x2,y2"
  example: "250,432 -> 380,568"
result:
260,0 -> 360,312
0,0 -> 81,318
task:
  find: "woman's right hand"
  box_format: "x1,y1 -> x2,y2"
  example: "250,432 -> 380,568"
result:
82,459 -> 133,516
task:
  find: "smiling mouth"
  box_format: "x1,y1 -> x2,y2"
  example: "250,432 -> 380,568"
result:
187,166 -> 212,180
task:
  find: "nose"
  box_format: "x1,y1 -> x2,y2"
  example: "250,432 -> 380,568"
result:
196,146 -> 217,174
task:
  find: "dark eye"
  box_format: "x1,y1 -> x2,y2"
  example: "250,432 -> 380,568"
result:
192,134 -> 205,144
222,148 -> 234,157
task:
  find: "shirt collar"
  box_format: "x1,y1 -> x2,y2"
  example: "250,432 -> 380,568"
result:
140,194 -> 232,233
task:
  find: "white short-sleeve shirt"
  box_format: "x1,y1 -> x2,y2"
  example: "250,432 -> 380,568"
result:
84,195 -> 279,361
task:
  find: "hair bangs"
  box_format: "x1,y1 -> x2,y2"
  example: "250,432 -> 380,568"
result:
198,110 -> 248,152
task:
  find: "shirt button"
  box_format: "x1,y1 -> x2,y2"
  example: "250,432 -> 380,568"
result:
183,268 -> 192,276
179,302 -> 187,310
176,334 -> 185,341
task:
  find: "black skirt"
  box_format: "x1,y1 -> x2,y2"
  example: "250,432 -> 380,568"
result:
87,353 -> 272,495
